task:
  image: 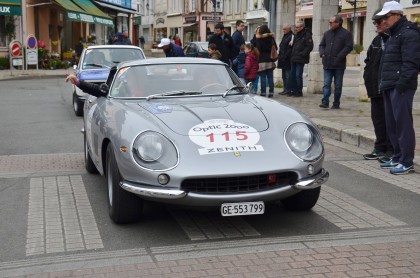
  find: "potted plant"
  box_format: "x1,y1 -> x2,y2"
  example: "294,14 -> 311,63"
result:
4,18 -> 16,42
0,57 -> 9,70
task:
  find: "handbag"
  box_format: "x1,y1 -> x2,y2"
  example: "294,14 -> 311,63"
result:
270,40 -> 278,61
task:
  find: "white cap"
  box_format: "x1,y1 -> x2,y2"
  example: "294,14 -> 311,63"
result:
158,38 -> 170,47
376,1 -> 403,16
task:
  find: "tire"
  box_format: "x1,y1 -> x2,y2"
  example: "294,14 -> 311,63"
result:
281,187 -> 321,211
73,92 -> 84,117
106,144 -> 143,224
84,133 -> 98,174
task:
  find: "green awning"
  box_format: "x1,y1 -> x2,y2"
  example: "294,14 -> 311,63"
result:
55,0 -> 113,27
0,0 -> 21,16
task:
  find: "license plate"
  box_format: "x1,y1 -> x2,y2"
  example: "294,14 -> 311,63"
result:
221,201 -> 265,216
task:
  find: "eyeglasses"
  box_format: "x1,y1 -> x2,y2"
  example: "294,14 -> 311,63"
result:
329,22 -> 336,24
373,20 -> 382,25
383,13 -> 394,20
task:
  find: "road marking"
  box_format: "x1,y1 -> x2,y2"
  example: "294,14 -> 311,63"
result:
26,175 -> 103,256
170,210 -> 260,240
337,160 -> 420,195
314,185 -> 407,230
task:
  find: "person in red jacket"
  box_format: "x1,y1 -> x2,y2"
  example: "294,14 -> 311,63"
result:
244,43 -> 260,89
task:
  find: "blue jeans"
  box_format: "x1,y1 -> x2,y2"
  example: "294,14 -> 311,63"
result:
281,68 -> 291,92
322,69 -> 345,106
289,62 -> 304,95
253,74 -> 259,92
259,69 -> 274,96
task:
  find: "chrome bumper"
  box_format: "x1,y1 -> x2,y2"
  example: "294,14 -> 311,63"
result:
120,168 -> 329,200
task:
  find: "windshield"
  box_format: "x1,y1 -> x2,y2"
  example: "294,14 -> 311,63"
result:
81,48 -> 144,70
109,63 -> 241,98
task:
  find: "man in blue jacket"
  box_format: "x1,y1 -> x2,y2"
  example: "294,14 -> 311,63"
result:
319,15 -> 353,109
158,38 -> 185,57
377,1 -> 420,175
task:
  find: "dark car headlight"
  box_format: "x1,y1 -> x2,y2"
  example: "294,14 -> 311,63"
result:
285,123 -> 323,162
133,131 -> 178,170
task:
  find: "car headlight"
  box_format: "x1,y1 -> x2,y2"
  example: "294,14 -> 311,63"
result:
285,123 -> 323,161
133,131 -> 178,170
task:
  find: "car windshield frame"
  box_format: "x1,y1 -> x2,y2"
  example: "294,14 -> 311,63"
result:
81,48 -> 144,70
108,63 -> 245,99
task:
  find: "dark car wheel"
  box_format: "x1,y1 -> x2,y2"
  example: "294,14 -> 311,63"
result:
73,92 -> 84,116
106,144 -> 143,224
84,133 -> 98,174
281,187 -> 321,211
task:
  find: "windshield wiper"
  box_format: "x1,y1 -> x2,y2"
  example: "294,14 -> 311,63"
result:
85,63 -> 106,68
146,90 -> 202,101
222,85 -> 245,98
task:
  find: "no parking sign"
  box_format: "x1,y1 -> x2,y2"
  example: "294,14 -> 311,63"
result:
26,34 -> 38,70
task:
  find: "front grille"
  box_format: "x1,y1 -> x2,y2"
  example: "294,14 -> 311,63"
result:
181,172 -> 297,194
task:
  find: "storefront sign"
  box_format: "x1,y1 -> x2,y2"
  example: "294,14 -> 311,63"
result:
401,0 -> 420,7
185,17 -> 196,23
100,0 -> 132,9
202,16 -> 221,21
156,18 -> 165,24
66,11 -> 114,26
0,4 -> 21,16
134,16 -> 141,25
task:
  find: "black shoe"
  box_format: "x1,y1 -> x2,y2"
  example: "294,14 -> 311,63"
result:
331,105 -> 340,109
260,93 -> 266,97
279,91 -> 289,95
319,103 -> 329,108
363,149 -> 385,160
268,94 -> 273,98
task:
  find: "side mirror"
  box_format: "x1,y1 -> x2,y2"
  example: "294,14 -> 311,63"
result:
246,82 -> 255,93
73,65 -> 77,70
99,84 -> 109,95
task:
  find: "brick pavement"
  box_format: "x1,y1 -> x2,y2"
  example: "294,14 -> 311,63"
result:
7,240 -> 420,278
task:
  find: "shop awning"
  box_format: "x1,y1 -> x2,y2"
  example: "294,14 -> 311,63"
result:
93,1 -> 137,14
339,8 -> 367,18
54,0 -> 114,26
296,8 -> 313,19
0,0 -> 21,16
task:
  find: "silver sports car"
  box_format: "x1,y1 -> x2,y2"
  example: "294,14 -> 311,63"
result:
83,58 -> 329,224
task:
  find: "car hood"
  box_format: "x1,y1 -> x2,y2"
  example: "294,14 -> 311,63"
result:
78,69 -> 110,81
136,96 -> 269,135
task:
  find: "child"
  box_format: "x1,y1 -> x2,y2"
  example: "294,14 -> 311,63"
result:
208,43 -> 223,61
244,43 -> 259,89
232,44 -> 246,84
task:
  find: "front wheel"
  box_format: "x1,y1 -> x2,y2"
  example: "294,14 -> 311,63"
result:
281,187 -> 321,211
73,92 -> 84,116
106,144 -> 143,224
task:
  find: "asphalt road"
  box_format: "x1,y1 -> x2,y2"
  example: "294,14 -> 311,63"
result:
0,77 -> 419,277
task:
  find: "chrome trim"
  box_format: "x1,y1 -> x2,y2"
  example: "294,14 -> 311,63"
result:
293,169 -> 329,190
80,128 -> 85,134
120,181 -> 186,199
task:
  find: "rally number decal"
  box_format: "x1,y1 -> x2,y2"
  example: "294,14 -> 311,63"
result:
188,119 -> 264,155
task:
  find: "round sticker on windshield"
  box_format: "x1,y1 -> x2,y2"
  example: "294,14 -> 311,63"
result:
189,119 -> 264,155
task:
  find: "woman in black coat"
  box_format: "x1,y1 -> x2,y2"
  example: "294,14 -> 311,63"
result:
255,24 -> 277,97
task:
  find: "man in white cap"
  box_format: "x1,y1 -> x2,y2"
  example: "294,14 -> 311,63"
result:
158,38 -> 185,57
377,1 -> 420,174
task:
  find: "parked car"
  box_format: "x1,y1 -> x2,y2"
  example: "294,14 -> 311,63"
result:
72,45 -> 145,116
82,57 -> 329,224
183,42 -> 209,58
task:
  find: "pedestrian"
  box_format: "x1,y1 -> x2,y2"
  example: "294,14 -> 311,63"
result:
208,23 -> 234,65
277,24 -> 294,95
112,32 -> 126,45
244,43 -> 259,86
288,21 -> 313,97
123,30 -> 132,45
255,24 -> 277,97
362,9 -> 393,163
319,15 -> 353,109
65,73 -> 108,98
169,35 -> 174,44
174,34 -> 182,47
232,44 -> 246,84
376,1 -> 420,175
158,38 -> 185,57
232,20 -> 246,70
208,43 -> 223,61
139,36 -> 145,49
250,27 -> 261,94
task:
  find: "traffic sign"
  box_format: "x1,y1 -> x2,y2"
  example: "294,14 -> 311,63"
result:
27,36 -> 37,49
11,43 -> 20,57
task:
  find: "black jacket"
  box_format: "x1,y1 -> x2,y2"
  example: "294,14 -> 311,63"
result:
319,26 -> 353,69
208,32 -> 234,64
363,33 -> 388,98
378,16 -> 420,93
255,33 -> 277,63
290,28 -> 313,64
78,80 -> 105,98
232,30 -> 245,59
277,31 -> 293,69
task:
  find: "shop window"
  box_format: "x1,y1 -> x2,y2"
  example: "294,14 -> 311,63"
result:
0,15 -> 7,47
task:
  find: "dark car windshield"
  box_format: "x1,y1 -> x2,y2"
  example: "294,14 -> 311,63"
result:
110,63 -> 242,98
82,48 -> 144,70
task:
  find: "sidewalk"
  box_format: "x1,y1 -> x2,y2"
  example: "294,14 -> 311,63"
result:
1,66 -> 419,168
